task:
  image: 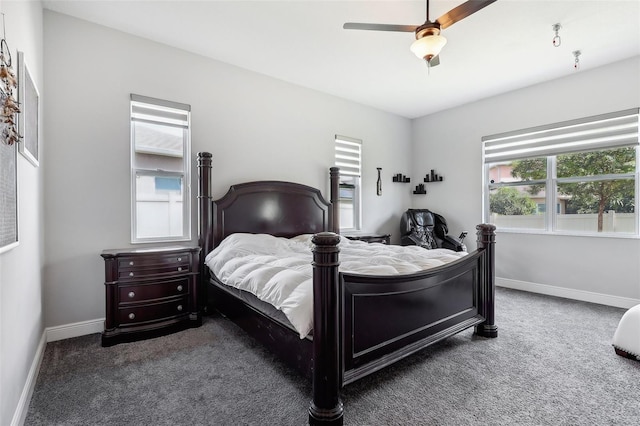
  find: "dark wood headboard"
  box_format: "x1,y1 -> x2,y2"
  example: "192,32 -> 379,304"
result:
197,152 -> 340,259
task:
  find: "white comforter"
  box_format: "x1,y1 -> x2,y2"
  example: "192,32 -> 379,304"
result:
205,233 -> 467,338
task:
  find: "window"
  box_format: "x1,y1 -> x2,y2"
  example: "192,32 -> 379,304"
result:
484,108 -> 639,236
130,94 -> 191,243
335,135 -> 362,231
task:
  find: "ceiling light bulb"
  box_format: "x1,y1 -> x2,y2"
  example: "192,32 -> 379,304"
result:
410,34 -> 447,61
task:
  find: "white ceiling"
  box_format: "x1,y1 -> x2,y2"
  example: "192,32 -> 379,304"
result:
42,0 -> 640,119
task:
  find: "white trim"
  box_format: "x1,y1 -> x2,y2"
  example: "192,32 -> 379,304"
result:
11,320 -> 104,425
45,318 -> 105,342
497,277 -> 640,309
0,241 -> 19,254
11,332 -> 46,426
493,228 -> 640,240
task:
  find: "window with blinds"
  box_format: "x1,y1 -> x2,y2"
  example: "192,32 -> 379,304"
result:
335,135 -> 362,230
483,108 -> 639,235
130,94 -> 191,243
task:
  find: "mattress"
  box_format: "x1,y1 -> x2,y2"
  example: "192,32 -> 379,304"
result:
205,233 -> 467,338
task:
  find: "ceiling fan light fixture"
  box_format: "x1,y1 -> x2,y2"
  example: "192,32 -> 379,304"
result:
410,33 -> 447,61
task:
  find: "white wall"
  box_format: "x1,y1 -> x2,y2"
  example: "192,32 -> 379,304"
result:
0,1 -> 44,425
42,11 -> 412,329
412,56 -> 640,305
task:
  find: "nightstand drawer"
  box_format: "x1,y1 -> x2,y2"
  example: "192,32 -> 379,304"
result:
117,252 -> 191,269
118,297 -> 189,325
118,263 -> 191,280
118,277 -> 189,304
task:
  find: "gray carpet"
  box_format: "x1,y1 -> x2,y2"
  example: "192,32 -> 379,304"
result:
25,288 -> 639,425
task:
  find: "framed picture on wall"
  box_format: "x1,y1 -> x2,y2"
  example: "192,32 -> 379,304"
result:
17,51 -> 39,167
0,139 -> 18,253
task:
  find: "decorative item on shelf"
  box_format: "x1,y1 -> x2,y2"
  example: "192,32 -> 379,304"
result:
413,183 -> 427,195
376,167 -> 382,196
0,14 -> 21,147
424,169 -> 444,183
392,173 -> 411,183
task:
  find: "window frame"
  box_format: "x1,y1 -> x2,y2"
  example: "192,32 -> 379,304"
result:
130,94 -> 191,244
483,109 -> 639,238
335,135 -> 362,231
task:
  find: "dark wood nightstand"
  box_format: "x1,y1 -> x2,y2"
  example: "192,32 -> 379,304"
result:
100,245 -> 201,346
344,234 -> 391,244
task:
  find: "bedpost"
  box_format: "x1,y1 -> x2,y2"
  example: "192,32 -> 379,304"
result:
474,223 -> 498,338
330,167 -> 340,234
197,152 -> 213,313
309,232 -> 343,426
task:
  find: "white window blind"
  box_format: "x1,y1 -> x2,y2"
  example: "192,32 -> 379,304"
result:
335,135 -> 362,176
131,94 -> 190,128
483,108 -> 639,163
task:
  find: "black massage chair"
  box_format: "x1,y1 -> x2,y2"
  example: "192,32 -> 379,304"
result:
400,209 -> 466,252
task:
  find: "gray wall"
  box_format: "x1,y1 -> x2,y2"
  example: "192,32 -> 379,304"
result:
42,10 -> 412,329
412,56 -> 640,306
0,2 -> 44,425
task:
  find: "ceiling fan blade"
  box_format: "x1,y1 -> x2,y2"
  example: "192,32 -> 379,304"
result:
436,0 -> 497,29
343,23 -> 417,33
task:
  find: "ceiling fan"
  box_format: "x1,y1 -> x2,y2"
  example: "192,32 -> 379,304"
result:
343,0 -> 497,67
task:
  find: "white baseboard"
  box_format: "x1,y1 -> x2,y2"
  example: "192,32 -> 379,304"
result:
46,318 -> 104,342
11,332 -> 46,426
497,277 -> 640,309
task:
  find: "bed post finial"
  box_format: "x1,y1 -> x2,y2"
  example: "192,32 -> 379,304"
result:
198,152 -> 213,312
198,152 -> 213,250
475,223 -> 498,338
309,232 -> 343,426
330,167 -> 340,234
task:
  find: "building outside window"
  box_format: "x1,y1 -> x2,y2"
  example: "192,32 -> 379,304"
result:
335,135 -> 362,231
484,109 -> 639,236
130,94 -> 191,243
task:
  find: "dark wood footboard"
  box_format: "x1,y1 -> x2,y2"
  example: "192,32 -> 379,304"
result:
309,224 -> 497,425
341,250 -> 485,384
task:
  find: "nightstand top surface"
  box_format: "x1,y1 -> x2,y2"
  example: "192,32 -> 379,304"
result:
101,245 -> 200,258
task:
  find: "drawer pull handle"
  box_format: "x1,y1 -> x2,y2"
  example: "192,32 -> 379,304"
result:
129,261 -> 134,266
129,272 -> 134,277
177,257 -> 182,262
177,267 -> 183,272
177,285 -> 183,292
128,291 -> 135,298
128,313 -> 135,320
177,305 -> 183,312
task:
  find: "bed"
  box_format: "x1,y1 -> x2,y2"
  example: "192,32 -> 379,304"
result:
197,152 -> 497,425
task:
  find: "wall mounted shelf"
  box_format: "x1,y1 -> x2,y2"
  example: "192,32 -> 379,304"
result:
392,173 -> 411,183
423,169 -> 444,183
413,183 -> 426,195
